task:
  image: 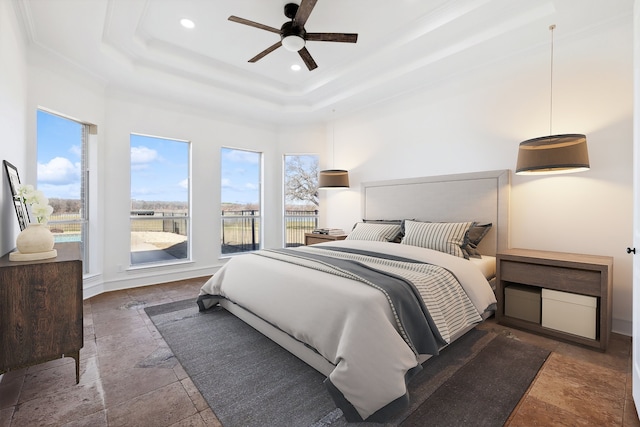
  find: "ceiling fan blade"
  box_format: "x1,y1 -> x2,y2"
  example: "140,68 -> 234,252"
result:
228,16 -> 280,34
294,0 -> 317,27
306,33 -> 358,43
249,41 -> 282,63
298,47 -> 318,71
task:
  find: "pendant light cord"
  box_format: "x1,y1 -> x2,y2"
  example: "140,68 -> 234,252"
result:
332,109 -> 336,168
549,24 -> 555,136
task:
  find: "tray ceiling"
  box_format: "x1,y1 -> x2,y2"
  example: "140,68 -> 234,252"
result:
12,0 -> 631,124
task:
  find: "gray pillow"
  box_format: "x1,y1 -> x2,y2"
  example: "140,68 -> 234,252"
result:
462,223 -> 493,258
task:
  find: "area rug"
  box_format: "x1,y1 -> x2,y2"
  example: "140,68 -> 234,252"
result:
145,300 -> 550,427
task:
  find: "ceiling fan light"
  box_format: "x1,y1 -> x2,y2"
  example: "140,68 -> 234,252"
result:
180,18 -> 195,29
282,35 -> 305,52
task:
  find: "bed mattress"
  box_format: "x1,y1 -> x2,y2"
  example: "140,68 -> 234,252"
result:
198,240 -> 496,421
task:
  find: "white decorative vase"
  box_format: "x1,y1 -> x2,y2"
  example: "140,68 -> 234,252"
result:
10,223 -> 57,261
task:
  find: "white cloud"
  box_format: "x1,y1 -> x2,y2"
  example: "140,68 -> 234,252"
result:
131,146 -> 159,164
37,157 -> 80,185
38,182 -> 80,200
178,178 -> 189,189
69,145 -> 81,157
224,149 -> 259,164
131,187 -> 154,198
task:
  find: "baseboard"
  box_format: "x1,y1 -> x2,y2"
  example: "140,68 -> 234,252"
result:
612,317 -> 632,337
81,264 -> 222,299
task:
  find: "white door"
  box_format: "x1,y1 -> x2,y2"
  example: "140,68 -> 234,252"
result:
633,0 -> 640,414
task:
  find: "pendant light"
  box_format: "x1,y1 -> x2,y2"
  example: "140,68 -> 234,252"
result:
516,25 -> 590,175
319,112 -> 349,188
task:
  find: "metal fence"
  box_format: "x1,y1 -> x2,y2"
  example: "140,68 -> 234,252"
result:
49,210 -> 318,256
130,211 -> 188,235
221,209 -> 318,253
47,213 -> 87,272
48,213 -> 82,234
221,210 -> 260,254
284,210 -> 318,247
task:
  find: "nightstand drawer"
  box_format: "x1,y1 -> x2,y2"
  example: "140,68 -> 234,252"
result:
306,236 -> 331,245
500,260 -> 601,295
304,233 -> 347,245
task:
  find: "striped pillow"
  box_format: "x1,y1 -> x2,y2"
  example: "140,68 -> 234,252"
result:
401,220 -> 473,258
346,222 -> 403,242
362,219 -> 405,243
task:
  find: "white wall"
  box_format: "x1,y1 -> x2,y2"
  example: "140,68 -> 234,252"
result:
7,2 -> 634,334
19,47 -> 329,299
22,55 -> 327,297
27,52 -> 107,286
97,96 -> 328,294
323,18 -> 634,334
99,92 -> 277,292
632,0 -> 640,409
0,1 -> 28,255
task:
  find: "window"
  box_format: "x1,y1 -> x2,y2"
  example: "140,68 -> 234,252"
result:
221,148 -> 262,254
36,109 -> 89,272
284,155 -> 319,247
130,134 -> 190,266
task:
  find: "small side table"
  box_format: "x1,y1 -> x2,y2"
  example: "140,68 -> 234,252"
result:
496,248 -> 612,351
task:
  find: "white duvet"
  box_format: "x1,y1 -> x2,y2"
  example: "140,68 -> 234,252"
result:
199,240 -> 496,421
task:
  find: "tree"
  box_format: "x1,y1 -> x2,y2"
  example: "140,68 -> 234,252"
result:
285,155 -> 319,207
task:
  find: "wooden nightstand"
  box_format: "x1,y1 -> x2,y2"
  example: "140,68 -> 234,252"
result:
496,248 -> 612,351
304,233 -> 348,245
0,242 -> 83,382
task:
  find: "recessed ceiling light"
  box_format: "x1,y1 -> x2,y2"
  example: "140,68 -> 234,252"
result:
291,64 -> 301,71
180,18 -> 195,29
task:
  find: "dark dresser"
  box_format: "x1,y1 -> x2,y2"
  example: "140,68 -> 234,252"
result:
0,242 -> 83,382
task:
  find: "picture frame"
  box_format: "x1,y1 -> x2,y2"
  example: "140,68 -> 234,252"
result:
3,160 -> 30,230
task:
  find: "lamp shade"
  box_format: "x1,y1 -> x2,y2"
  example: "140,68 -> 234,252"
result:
516,134 -> 590,175
319,169 -> 349,188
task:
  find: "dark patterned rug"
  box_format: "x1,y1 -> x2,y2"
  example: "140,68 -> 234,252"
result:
145,300 -> 549,427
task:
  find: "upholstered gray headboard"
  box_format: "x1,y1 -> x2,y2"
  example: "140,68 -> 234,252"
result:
361,170 -> 510,256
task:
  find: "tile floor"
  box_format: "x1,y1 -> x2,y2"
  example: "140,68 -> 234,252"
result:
0,276 -> 638,426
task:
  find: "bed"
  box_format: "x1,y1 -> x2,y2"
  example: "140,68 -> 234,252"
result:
197,169 -> 510,422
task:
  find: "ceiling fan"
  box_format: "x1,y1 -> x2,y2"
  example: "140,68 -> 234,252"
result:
228,0 -> 358,71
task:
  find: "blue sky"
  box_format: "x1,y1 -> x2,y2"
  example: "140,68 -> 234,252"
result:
130,134 -> 189,202
220,147 -> 260,205
37,111 -> 260,204
36,110 -> 83,199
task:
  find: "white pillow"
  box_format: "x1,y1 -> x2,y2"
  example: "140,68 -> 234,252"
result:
401,220 -> 473,258
346,222 -> 403,242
